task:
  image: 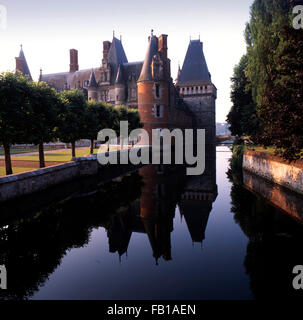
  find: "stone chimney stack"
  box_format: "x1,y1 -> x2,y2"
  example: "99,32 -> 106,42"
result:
103,41 -> 111,59
69,49 -> 79,73
158,34 -> 168,60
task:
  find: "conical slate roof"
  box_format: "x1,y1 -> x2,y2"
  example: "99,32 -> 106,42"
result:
17,46 -> 32,80
178,40 -> 210,84
138,35 -> 158,82
88,70 -> 98,87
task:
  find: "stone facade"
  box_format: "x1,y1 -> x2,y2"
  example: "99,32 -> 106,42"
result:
15,34 -> 216,143
36,37 -> 143,108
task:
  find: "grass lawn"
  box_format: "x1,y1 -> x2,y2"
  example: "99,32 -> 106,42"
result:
246,145 -> 277,155
0,148 -> 38,155
11,148 -> 103,162
0,147 -> 63,156
0,167 -> 35,177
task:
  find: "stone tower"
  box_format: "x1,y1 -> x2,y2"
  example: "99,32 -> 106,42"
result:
137,32 -> 172,144
176,39 -> 217,145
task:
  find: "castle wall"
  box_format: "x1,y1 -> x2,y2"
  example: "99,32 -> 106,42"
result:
182,94 -> 216,145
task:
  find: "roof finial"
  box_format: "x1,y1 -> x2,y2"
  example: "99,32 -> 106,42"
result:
151,29 -> 154,37
20,44 -> 23,50
40,68 -> 42,76
120,34 -> 122,42
113,30 -> 115,38
190,35 -> 191,42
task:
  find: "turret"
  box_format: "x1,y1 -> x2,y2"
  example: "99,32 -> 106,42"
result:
87,70 -> 98,101
137,31 -> 172,144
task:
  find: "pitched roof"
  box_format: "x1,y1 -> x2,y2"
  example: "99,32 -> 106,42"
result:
178,40 -> 210,84
138,35 -> 159,82
107,37 -> 128,84
122,61 -> 143,82
115,64 -> 124,84
88,70 -> 98,87
107,37 -> 128,65
16,46 -> 32,81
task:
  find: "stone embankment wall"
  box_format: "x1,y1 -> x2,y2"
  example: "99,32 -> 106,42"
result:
0,148 -> 149,202
243,150 -> 303,196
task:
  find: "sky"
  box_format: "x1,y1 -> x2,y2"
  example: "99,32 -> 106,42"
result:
0,0 -> 254,122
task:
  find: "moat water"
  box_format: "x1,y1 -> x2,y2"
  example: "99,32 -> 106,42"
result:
1,146 -> 303,300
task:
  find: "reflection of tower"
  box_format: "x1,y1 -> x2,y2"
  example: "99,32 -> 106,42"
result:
107,212 -> 132,258
139,165 -> 186,263
179,144 -> 217,245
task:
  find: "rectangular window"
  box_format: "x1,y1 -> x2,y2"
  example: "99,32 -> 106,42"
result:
155,83 -> 160,98
155,104 -> 162,118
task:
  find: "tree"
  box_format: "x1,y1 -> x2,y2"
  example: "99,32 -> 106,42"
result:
27,81 -> 61,168
85,101 -> 113,154
0,72 -> 32,175
253,26 -> 303,160
227,55 -> 259,137
114,105 -> 142,149
57,90 -> 87,158
245,0 -> 293,106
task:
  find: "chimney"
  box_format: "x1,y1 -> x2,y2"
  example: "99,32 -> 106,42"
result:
103,41 -> 111,59
69,49 -> 79,73
158,34 -> 168,60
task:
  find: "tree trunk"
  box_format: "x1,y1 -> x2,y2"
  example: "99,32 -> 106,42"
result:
39,143 -> 45,168
90,139 -> 94,154
71,141 -> 76,158
4,144 -> 12,175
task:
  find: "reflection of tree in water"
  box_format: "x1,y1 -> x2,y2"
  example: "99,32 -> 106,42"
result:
228,165 -> 303,299
0,173 -> 142,300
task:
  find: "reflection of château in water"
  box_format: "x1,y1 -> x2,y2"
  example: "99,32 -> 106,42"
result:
0,149 -> 218,299
179,143 -> 217,244
107,145 -> 218,262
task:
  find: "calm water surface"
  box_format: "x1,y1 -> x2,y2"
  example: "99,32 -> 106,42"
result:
1,146 -> 303,300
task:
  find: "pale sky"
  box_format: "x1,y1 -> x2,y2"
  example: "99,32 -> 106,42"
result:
0,0 -> 254,122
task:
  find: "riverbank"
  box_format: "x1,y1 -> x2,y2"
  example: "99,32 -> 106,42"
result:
243,149 -> 303,196
0,149 -> 147,203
